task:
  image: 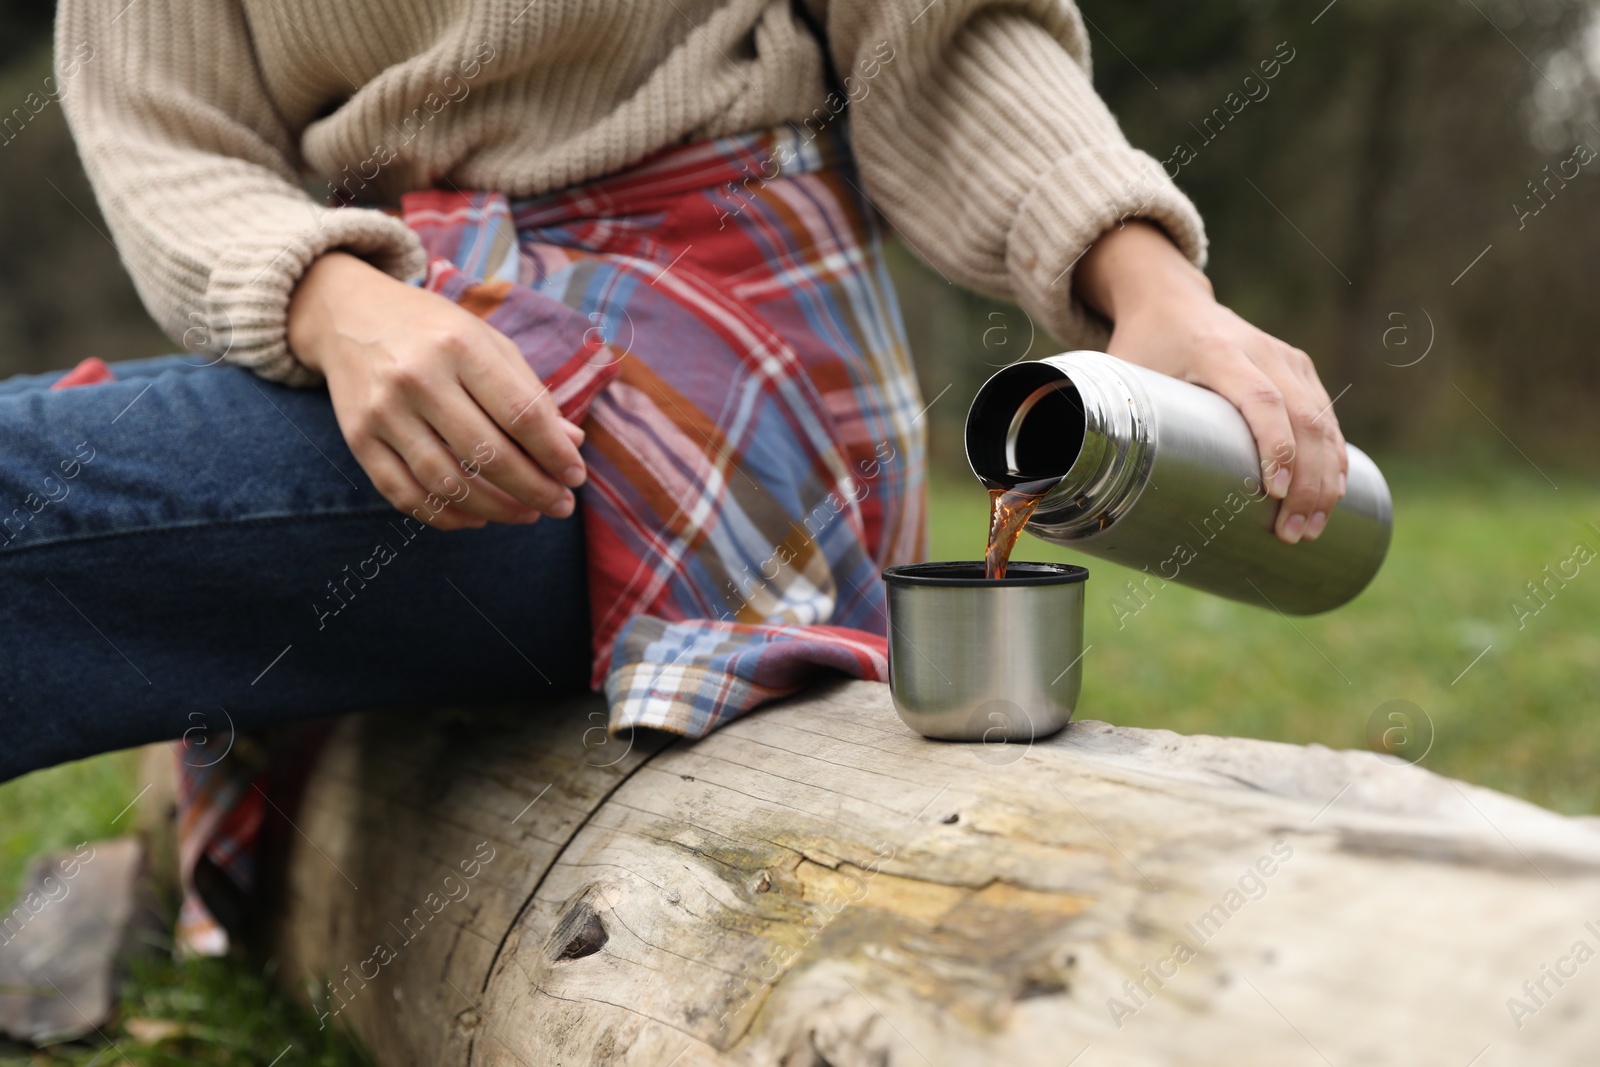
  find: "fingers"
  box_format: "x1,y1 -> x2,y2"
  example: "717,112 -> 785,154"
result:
1259,344 -> 1344,544
384,412 -> 561,525
1205,353 -> 1298,501
372,318 -> 586,524
1289,346 -> 1349,504
415,386 -> 577,520
462,333 -> 589,492
1198,339 -> 1346,545
1104,289 -> 1351,547
313,278 -> 593,528
351,435 -> 490,532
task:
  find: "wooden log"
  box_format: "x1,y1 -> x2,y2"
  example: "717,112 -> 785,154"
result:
267,680 -> 1600,1065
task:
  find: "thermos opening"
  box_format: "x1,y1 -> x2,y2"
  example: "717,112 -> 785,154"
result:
1007,382 -> 1085,478
966,363 -> 1085,485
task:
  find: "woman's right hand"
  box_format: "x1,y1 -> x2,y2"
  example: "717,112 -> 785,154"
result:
1074,222 -> 1346,544
286,251 -> 587,531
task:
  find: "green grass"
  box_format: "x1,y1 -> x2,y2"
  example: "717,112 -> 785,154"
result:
928,460 -> 1600,815
1,459 -> 1595,1061
0,954 -> 373,1067
0,749 -> 142,910
0,756 -> 369,1065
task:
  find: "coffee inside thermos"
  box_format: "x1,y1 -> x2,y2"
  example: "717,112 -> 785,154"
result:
965,351 -> 1392,614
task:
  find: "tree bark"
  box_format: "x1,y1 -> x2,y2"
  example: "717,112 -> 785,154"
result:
267,680 -> 1600,1065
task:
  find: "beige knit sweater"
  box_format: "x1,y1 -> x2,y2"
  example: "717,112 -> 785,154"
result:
56,0 -> 1206,386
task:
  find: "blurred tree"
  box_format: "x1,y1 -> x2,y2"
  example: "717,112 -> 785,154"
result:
1079,0 -> 1600,460
3,1 -> 1599,471
0,0 -> 54,68
892,0 -> 1600,474
0,41 -> 170,377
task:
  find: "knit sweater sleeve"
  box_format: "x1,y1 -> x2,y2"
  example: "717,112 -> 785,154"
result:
817,0 -> 1207,349
55,0 -> 426,386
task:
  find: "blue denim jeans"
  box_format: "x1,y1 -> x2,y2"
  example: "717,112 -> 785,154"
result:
0,355 -> 590,781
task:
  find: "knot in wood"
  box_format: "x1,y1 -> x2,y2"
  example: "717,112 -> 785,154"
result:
549,899 -> 609,962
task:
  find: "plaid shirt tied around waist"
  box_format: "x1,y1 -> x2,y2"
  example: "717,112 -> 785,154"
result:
165,124 -> 928,953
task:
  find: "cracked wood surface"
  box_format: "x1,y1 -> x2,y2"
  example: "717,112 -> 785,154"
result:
271,680 -> 1600,1066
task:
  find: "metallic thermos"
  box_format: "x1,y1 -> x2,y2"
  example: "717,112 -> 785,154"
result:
965,351 -> 1393,614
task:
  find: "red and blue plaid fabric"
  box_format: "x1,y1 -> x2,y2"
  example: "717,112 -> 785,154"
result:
158,125 -> 927,952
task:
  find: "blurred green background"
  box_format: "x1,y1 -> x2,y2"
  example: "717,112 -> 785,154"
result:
4,0 -> 1600,1062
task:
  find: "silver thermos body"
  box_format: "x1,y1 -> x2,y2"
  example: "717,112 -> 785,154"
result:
964,351 -> 1393,614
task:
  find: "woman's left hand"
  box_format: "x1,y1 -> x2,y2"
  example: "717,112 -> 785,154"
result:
1073,221 -> 1348,544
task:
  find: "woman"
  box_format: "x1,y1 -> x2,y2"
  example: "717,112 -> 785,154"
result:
10,0 -> 1346,949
